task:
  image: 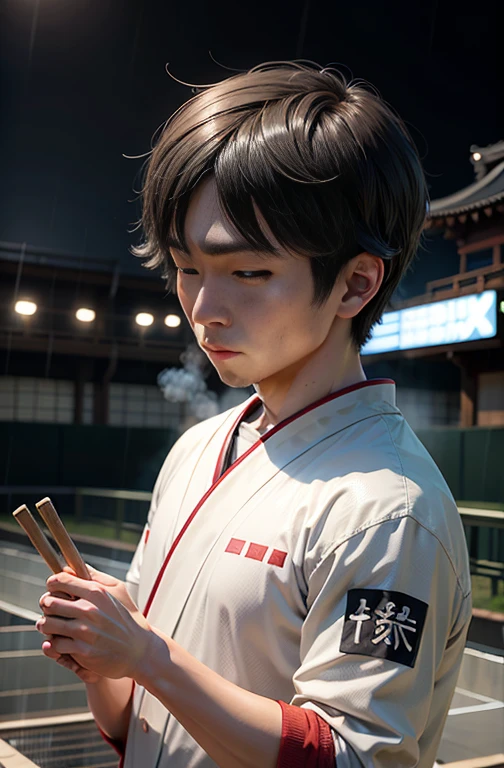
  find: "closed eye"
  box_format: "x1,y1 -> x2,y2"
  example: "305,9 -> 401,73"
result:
177,268 -> 272,281
234,271 -> 272,280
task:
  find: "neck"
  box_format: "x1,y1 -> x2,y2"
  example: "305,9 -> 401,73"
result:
250,323 -> 366,433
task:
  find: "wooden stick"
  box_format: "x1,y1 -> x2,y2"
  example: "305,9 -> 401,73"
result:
12,505 -> 63,574
35,497 -> 90,580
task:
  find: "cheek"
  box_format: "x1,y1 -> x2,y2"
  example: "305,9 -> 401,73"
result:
176,279 -> 195,326
261,284 -> 321,341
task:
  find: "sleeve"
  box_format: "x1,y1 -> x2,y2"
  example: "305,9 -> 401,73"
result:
288,515 -> 470,768
124,425 -> 198,603
125,523 -> 150,606
124,457 -> 167,605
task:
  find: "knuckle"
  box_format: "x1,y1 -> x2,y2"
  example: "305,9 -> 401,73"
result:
79,622 -> 91,637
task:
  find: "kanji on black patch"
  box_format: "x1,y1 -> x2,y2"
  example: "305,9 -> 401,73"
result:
340,588 -> 428,668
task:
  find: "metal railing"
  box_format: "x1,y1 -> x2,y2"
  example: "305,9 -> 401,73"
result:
0,486 -> 151,543
1,488 -> 503,587
459,503 -> 504,597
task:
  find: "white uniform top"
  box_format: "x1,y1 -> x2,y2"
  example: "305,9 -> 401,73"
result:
124,380 -> 471,768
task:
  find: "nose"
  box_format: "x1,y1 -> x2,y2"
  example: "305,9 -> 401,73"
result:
191,282 -> 232,328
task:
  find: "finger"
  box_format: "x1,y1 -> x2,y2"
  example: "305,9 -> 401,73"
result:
36,616 -> 76,637
40,595 -> 87,618
39,592 -> 73,613
41,641 -> 75,667
47,572 -> 101,601
43,636 -> 80,657
41,639 -> 63,661
80,564 -> 118,587
54,652 -> 86,676
41,641 -> 92,678
56,655 -> 80,673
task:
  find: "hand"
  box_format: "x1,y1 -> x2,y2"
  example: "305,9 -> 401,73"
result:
38,619 -> 102,684
73,564 -> 141,616
37,568 -> 152,680
38,565 -> 141,683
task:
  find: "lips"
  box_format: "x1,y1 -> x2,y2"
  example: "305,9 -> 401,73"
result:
201,343 -> 241,361
202,343 -> 238,354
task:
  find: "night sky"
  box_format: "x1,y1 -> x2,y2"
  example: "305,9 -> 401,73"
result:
1,0 -> 501,299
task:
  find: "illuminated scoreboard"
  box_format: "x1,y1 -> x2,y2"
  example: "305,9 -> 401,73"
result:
361,290 -> 498,356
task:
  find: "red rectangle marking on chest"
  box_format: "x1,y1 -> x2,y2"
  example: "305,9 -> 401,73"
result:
268,549 -> 287,568
245,542 -> 268,561
225,537 -> 246,555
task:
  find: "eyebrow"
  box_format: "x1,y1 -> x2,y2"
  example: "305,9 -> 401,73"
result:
165,235 -> 278,257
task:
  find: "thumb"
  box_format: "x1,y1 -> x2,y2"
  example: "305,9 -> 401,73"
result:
83,564 -> 119,586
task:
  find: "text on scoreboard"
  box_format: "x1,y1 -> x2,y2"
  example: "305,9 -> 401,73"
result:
361,290 -> 498,355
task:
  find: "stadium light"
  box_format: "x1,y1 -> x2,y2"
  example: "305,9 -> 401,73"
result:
164,313 -> 181,328
135,312 -> 154,327
76,308 -> 96,323
15,300 -> 37,316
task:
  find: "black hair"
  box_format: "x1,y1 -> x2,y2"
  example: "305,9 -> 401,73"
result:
133,61 -> 428,347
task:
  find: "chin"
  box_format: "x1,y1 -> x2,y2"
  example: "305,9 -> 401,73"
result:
212,359 -> 256,389
216,369 -> 255,389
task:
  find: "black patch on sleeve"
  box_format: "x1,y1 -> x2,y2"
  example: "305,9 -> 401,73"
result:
340,588 -> 428,668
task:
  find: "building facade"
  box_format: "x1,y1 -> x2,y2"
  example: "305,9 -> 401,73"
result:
364,140 -> 504,428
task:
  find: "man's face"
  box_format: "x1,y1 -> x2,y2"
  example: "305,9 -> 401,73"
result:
170,178 -> 347,389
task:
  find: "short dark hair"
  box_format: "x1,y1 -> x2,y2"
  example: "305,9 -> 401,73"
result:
133,61 -> 428,347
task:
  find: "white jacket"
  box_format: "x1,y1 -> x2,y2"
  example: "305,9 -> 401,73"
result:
123,380 -> 472,768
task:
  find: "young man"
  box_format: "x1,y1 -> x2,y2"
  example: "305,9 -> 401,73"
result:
37,62 -> 471,768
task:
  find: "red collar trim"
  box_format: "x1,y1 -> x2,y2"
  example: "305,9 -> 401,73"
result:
143,378 -> 394,618
212,378 -> 395,483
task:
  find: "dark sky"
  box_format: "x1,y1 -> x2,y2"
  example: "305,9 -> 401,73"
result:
0,0 -> 501,296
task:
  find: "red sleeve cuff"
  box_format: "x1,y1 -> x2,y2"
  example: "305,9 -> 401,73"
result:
276,700 -> 335,768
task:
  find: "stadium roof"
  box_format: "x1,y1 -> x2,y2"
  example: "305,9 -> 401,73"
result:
427,140 -> 504,223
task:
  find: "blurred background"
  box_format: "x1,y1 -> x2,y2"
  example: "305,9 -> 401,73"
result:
0,0 -> 503,766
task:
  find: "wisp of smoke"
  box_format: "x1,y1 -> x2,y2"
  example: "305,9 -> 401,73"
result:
157,344 -> 219,420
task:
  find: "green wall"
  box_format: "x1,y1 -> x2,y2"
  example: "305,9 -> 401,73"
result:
0,422 -> 177,492
416,426 -> 504,503
1,422 -> 503,505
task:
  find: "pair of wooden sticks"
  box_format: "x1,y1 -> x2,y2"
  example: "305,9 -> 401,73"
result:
12,497 -> 90,580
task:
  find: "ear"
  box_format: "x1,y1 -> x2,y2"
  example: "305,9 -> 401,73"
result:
336,253 -> 385,320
